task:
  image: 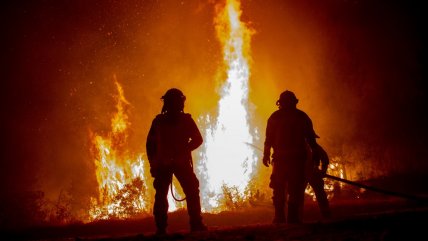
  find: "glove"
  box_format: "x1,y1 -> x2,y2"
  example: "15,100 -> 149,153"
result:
262,155 -> 271,167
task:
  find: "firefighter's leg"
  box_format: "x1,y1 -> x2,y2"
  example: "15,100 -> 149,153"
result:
153,171 -> 173,234
287,171 -> 306,224
273,186 -> 287,224
174,164 -> 206,231
309,172 -> 331,218
299,180 -> 310,221
270,163 -> 286,224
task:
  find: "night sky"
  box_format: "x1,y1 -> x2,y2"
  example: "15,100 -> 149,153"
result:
2,0 -> 427,227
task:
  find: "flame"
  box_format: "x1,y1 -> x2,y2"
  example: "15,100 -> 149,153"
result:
89,76 -> 152,220
111,81 -> 130,134
199,0 -> 257,212
305,156 -> 348,201
83,0 -> 358,222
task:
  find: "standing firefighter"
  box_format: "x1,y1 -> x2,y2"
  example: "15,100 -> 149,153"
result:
262,90 -> 319,224
305,143 -> 331,219
146,88 -> 207,234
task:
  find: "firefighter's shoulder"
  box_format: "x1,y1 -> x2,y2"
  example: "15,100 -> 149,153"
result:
182,113 -> 196,122
269,110 -> 282,119
183,113 -> 192,118
154,114 -> 164,121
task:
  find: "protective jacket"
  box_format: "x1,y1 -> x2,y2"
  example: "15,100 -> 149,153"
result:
264,108 -> 317,162
146,112 -> 203,169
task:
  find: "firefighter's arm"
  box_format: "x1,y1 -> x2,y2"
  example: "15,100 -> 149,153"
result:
305,115 -> 319,158
318,145 -> 329,175
187,116 -> 203,151
263,117 -> 273,167
146,118 -> 158,176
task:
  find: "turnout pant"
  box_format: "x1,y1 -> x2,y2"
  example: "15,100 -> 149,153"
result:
270,159 -> 306,224
307,171 -> 330,218
153,163 -> 203,230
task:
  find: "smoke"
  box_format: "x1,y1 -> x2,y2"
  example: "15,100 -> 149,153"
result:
2,0 -> 426,227
245,0 -> 427,177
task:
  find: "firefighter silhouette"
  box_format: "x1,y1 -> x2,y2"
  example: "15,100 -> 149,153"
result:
262,90 -> 319,224
305,143 -> 331,219
146,88 -> 207,234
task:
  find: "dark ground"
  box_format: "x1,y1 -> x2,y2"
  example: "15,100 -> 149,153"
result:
6,196 -> 428,241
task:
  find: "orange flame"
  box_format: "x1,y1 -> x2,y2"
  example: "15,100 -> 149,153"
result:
198,0 -> 257,212
111,80 -> 130,134
305,156 -> 348,201
89,76 -> 151,220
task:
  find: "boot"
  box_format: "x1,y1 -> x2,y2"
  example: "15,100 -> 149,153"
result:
273,206 -> 286,224
186,192 -> 207,232
190,216 -> 207,232
272,194 -> 286,224
321,208 -> 332,220
154,213 -> 168,235
318,199 -> 331,220
287,203 -> 302,224
190,222 -> 208,232
155,228 -> 167,236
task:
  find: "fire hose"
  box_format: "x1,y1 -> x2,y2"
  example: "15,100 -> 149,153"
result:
244,142 -> 428,203
169,156 -> 195,202
324,174 -> 428,202
170,177 -> 186,202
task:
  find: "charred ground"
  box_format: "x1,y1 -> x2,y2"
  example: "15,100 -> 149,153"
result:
7,171 -> 428,241
6,198 -> 428,241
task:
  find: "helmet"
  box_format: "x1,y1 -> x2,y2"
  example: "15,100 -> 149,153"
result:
160,88 -> 186,114
161,88 -> 186,102
277,90 -> 298,107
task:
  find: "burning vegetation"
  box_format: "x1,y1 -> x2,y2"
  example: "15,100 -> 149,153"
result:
89,77 -> 150,221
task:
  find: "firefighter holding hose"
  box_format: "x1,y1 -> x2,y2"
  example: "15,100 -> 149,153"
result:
146,88 -> 207,235
305,143 -> 332,219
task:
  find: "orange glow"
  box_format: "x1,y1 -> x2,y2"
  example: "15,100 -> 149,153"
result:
198,0 -> 257,212
89,77 -> 150,220
305,156 -> 347,201
111,80 -> 130,134
88,0 -> 353,220
89,78 -> 190,221
5,0 -> 421,229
